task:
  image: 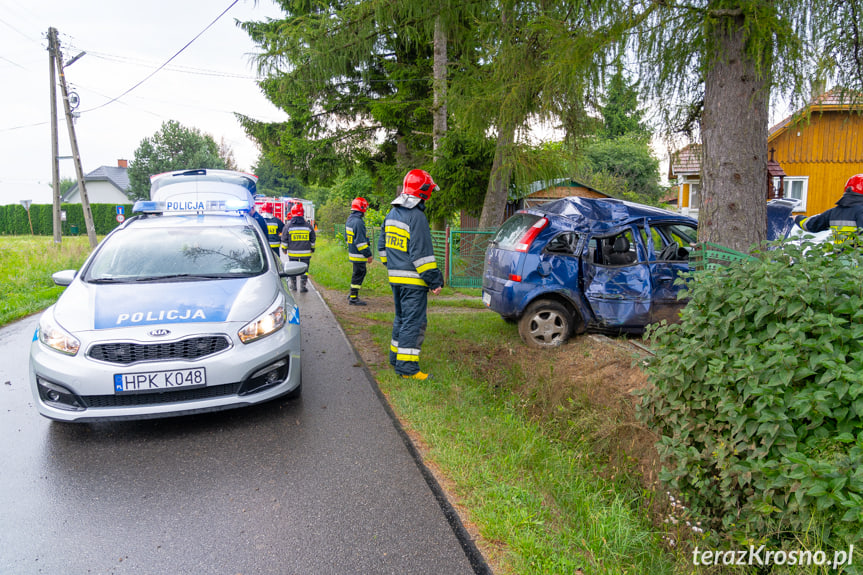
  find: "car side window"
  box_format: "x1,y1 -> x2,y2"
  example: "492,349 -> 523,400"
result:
641,226 -> 665,258
545,232 -> 579,255
599,229 -> 638,266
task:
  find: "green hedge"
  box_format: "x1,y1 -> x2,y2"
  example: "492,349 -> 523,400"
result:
637,237 -> 863,555
0,203 -> 134,236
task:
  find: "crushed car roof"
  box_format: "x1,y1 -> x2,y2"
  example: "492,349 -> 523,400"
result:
532,197 -> 696,233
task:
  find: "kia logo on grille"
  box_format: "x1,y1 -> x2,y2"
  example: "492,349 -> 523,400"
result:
148,329 -> 171,337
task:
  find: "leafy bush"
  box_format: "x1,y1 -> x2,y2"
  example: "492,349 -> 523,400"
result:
637,238 -> 863,551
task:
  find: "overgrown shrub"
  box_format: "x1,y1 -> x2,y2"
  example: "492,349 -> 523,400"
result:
637,238 -> 863,552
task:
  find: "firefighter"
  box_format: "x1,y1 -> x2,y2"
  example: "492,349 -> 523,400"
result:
260,208 -> 285,259
346,197 -> 374,305
377,169 -> 444,381
795,174 -> 863,244
280,203 -> 316,292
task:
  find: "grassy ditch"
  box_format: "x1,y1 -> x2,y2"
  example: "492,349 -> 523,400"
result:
310,235 -> 684,574
0,236 -> 94,326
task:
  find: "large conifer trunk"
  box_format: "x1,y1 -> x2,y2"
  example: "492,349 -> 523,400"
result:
478,124 -> 515,230
701,14 -> 770,253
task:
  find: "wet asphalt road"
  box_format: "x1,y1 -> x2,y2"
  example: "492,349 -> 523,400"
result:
0,285 -> 485,575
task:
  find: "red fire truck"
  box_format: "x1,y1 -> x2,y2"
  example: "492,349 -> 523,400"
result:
254,197 -> 316,228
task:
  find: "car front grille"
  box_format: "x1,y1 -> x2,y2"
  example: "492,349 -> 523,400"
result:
81,383 -> 243,408
88,336 -> 231,365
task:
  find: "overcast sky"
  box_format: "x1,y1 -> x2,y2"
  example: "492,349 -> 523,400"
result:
0,0 -> 285,197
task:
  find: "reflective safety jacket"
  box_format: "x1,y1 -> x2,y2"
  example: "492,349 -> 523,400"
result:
797,191 -> 863,243
346,211 -> 372,262
377,204 -> 444,290
281,216 -> 316,259
264,216 -> 284,250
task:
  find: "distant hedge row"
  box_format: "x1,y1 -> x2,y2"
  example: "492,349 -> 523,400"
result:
0,203 -> 134,236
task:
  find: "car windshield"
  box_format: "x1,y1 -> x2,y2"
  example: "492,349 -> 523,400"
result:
85,225 -> 266,282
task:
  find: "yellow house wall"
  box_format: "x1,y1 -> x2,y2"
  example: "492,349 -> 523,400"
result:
770,111 -> 863,215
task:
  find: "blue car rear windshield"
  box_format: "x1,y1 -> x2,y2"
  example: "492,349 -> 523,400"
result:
85,226 -> 265,282
494,213 -> 543,250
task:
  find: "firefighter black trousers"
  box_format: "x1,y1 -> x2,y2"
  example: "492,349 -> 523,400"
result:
389,285 -> 428,376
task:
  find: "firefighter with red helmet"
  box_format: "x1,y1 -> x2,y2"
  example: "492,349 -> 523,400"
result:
795,174 -> 863,244
377,169 -> 444,380
346,197 -> 373,305
280,202 -> 316,292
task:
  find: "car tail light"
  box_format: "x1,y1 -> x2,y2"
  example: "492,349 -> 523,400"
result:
509,274 -> 522,282
515,218 -> 548,252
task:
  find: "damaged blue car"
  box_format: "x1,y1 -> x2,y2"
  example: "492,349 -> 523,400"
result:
482,196 -> 796,347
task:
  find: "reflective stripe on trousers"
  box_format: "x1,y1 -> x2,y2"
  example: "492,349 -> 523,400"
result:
390,284 -> 427,376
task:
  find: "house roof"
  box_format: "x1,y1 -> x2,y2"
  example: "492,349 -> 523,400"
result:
524,178 -> 604,196
63,165 -> 130,201
668,143 -> 702,179
769,88 -> 862,139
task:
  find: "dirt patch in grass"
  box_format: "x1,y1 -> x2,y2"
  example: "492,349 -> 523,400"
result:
316,284 -> 662,495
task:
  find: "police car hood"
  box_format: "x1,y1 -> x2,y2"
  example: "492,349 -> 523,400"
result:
52,273 -> 282,333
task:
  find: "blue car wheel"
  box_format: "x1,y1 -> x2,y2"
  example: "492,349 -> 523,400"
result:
518,299 -> 572,348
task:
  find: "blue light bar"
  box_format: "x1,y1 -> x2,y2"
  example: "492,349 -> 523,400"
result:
132,198 -> 251,214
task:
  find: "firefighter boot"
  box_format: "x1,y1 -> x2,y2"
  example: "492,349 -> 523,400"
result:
348,288 -> 367,306
288,277 -> 296,291
299,276 -> 308,293
401,371 -> 432,381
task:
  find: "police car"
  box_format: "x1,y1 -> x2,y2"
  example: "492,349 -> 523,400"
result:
29,169 -> 307,422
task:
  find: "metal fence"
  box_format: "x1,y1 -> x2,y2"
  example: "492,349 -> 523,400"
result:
332,223 -> 496,288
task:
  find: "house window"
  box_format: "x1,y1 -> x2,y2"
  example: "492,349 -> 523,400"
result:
776,176 -> 808,211
688,181 -> 701,210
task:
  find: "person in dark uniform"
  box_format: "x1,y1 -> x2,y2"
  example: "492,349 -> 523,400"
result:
260,208 -> 285,259
249,203 -> 269,239
377,169 -> 443,381
346,197 -> 373,305
795,174 -> 863,244
280,203 -> 316,292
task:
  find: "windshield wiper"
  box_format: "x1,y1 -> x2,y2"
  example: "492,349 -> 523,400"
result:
132,273 -> 249,282
88,277 -> 134,284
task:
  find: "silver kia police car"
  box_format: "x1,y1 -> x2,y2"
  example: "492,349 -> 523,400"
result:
29,169 -> 306,422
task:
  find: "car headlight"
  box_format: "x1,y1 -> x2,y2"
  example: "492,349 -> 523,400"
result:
238,295 -> 287,343
38,312 -> 80,355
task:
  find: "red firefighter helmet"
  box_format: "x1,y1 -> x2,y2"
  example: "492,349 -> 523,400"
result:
402,169 -> 438,201
351,197 -> 369,212
845,174 -> 863,195
290,203 -> 304,218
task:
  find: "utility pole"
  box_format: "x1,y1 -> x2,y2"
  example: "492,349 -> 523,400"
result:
50,27 -> 97,249
48,28 -> 62,246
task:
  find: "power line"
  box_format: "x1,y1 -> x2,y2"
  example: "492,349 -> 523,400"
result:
78,0 -> 241,115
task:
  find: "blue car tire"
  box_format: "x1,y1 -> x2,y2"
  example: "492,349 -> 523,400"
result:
518,299 -> 573,348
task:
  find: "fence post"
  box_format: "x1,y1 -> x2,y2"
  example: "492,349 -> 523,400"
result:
444,225 -> 450,287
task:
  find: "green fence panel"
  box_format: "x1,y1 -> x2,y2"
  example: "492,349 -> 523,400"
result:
447,229 -> 496,288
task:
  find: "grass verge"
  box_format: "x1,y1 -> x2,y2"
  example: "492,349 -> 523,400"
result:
0,236 -> 94,325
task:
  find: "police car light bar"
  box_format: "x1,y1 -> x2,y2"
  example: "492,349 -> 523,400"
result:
133,198 -> 252,214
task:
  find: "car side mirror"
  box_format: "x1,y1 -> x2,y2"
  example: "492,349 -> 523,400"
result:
280,261 -> 308,277
52,269 -> 77,286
